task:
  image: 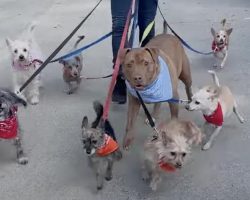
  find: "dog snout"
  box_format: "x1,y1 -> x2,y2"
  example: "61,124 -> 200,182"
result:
134,75 -> 142,82
19,55 -> 24,60
73,72 -> 78,77
175,162 -> 182,168
86,149 -> 91,154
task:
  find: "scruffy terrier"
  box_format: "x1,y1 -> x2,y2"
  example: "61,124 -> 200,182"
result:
186,70 -> 244,150
59,36 -> 84,94
6,22 -> 44,105
142,120 -> 203,191
0,88 -> 28,164
81,101 -> 122,190
211,19 -> 233,68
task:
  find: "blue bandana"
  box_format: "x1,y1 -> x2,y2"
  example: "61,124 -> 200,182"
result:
126,56 -> 173,103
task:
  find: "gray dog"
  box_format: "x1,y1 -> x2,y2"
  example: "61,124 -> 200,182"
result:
81,101 -> 122,190
59,35 -> 85,94
0,88 -> 28,164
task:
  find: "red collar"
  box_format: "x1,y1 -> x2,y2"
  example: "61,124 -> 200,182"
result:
212,40 -> 227,52
97,134 -> 119,156
0,107 -> 18,139
203,103 -> 223,126
158,159 -> 176,172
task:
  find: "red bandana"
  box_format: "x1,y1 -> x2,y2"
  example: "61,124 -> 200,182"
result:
0,108 -> 18,139
97,134 -> 119,156
203,103 -> 223,126
212,41 -> 226,52
158,159 -> 176,172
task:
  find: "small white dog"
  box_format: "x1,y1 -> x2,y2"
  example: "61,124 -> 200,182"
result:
211,19 -> 233,68
6,22 -> 44,105
186,70 -> 244,150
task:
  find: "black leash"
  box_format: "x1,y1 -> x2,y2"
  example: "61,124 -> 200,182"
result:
18,0 -> 103,93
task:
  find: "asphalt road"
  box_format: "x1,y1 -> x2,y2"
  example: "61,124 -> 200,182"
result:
0,0 -> 249,199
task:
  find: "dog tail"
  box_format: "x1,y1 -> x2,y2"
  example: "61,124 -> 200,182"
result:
208,70 -> 220,87
91,101 -> 103,128
74,35 -> 85,49
163,20 -> 168,34
221,18 -> 226,27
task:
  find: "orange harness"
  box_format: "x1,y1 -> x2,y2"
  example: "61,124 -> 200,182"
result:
97,134 -> 119,156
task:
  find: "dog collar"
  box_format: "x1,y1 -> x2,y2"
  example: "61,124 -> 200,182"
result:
158,159 -> 176,172
212,40 -> 227,52
126,56 -> 173,103
12,57 -> 43,70
203,103 -> 223,126
0,107 -> 18,139
97,134 -> 119,156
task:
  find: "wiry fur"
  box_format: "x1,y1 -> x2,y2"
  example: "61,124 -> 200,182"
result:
211,18 -> 233,68
81,101 -> 122,190
0,88 -> 28,164
59,36 -> 85,94
186,70 -> 244,150
142,120 -> 203,191
6,21 -> 44,105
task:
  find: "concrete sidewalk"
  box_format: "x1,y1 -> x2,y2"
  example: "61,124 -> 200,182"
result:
0,0 -> 249,199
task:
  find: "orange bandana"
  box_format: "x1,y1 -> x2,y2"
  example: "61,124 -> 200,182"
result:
158,159 -> 176,172
97,134 -> 119,156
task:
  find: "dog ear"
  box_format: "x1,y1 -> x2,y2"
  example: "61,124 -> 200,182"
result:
144,48 -> 159,63
226,28 -> 233,36
118,48 -> 131,64
161,131 -> 172,146
211,28 -> 216,37
81,116 -> 89,129
6,38 -> 13,48
183,121 -> 203,145
208,86 -> 221,101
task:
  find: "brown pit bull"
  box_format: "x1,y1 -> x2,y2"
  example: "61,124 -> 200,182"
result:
119,23 -> 193,150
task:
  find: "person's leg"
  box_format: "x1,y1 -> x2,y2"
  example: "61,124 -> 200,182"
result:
138,0 -> 158,47
111,0 -> 131,104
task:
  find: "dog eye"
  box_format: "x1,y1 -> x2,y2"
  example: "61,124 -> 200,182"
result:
216,35 -> 220,38
170,152 -> 176,156
23,48 -> 27,52
68,66 -> 72,70
182,153 -> 186,157
75,65 -> 79,68
14,49 -> 18,53
223,35 -> 226,38
195,101 -> 200,105
92,140 -> 97,144
126,64 -> 132,68
82,139 -> 86,144
144,61 -> 149,66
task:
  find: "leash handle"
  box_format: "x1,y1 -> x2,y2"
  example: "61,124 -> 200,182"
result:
102,0 -> 135,120
18,0 -> 104,93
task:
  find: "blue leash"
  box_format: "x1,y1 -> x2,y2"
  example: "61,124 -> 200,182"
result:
50,31 -> 112,63
157,3 -> 213,55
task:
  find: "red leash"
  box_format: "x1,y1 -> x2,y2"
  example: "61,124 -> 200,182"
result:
102,0 -> 135,120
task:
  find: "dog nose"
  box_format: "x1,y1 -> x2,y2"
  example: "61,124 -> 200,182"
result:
176,162 -> 182,168
86,149 -> 91,154
19,55 -> 24,60
185,104 -> 190,110
134,76 -> 142,82
74,72 -> 78,76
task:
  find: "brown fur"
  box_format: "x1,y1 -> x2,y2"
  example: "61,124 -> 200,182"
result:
142,120 -> 203,191
120,32 -> 193,149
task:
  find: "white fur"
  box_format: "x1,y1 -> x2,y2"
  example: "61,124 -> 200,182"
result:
6,22 -> 44,105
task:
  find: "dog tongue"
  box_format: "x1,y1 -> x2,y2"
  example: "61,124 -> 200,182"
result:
158,161 -> 176,172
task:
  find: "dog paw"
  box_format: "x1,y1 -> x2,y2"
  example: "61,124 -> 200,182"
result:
18,156 -> 28,165
202,142 -> 211,151
150,182 -> 157,191
30,96 -> 39,105
67,90 -> 73,95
